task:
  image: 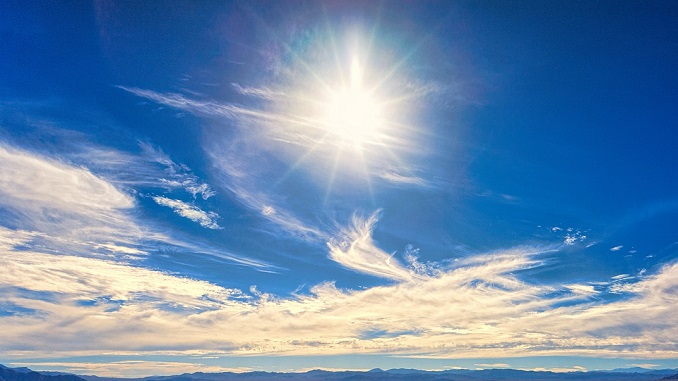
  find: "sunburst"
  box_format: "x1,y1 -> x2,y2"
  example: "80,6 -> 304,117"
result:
321,57 -> 384,150
262,29 -> 419,200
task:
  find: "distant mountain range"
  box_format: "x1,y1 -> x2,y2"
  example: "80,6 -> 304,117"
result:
2,364 -> 678,381
0,364 -> 87,381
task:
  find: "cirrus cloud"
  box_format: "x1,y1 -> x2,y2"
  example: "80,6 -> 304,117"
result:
152,196 -> 221,230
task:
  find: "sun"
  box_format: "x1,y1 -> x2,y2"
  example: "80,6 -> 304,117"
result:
322,57 -> 384,149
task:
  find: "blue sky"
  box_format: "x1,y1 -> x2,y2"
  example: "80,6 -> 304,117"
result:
1,0 -> 678,377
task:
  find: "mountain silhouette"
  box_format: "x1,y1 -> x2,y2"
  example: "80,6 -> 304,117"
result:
0,365 -> 86,381
3,364 -> 678,381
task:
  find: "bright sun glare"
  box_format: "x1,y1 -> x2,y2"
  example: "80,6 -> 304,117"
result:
323,57 -> 383,149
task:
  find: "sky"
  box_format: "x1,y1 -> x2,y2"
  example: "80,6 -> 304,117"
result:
1,0 -> 678,377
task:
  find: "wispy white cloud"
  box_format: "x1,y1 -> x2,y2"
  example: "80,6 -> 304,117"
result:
118,86 -> 244,120
565,284 -> 598,295
231,83 -> 282,100
547,226 -> 587,246
68,142 -> 216,201
152,196 -> 221,229
0,227 -> 40,251
94,242 -> 147,256
0,142 -> 272,270
629,363 -> 659,369
0,144 -> 143,248
139,142 -> 216,200
520,366 -> 587,373
610,245 -> 623,251
474,363 -> 510,368
563,229 -> 587,245
0,146 -> 134,213
261,205 -> 276,216
563,236 -> 577,245
378,169 -> 430,188
611,274 -> 631,280
0,250 -> 238,309
118,86 -> 301,130
207,140 -> 326,242
607,273 -> 644,295
328,211 -> 415,281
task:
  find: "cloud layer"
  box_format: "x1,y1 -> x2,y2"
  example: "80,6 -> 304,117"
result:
2,210 -> 678,369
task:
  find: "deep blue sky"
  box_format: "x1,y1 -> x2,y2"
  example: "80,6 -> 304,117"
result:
1,0 -> 678,377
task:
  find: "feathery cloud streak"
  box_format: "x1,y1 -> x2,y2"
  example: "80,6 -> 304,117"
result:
152,196 -> 221,229
0,144 -> 141,247
328,211 -> 414,281
0,141 -> 272,269
206,139 -> 327,242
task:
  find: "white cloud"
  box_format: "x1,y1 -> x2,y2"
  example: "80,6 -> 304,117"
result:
207,141 -> 326,242
563,229 -> 586,245
0,227 -> 40,251
611,274 -> 630,280
0,142 -> 270,270
118,86 -> 244,120
0,145 -> 133,212
521,366 -> 587,373
378,170 -> 430,188
0,144 -> 143,247
152,196 -> 221,229
0,251 -> 236,307
118,86 -> 290,128
549,226 -> 587,246
231,83 -> 282,100
69,142 -> 216,201
139,142 -> 216,200
328,211 -> 414,281
565,284 -> 597,295
475,363 -> 510,368
629,363 -> 659,369
610,245 -> 623,251
94,242 -> 147,256
261,205 -> 276,216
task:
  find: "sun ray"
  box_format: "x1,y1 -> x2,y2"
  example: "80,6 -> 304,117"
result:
322,8 -> 348,89
366,5 -> 383,60
273,132 -> 334,188
356,148 -> 376,207
323,148 -> 344,207
367,29 -> 438,96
